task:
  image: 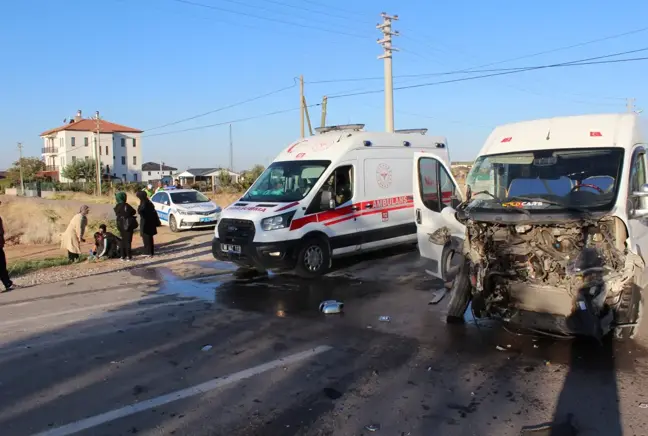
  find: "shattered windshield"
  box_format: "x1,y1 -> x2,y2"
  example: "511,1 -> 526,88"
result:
243,160 -> 330,202
465,147 -> 624,213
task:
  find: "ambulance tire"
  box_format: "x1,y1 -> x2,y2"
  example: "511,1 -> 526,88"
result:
295,236 -> 331,278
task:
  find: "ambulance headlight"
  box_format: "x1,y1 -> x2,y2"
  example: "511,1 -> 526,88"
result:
261,211 -> 296,231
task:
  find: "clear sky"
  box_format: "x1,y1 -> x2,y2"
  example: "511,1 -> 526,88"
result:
1,0 -> 647,171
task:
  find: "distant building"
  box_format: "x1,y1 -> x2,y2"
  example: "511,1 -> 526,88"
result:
40,110 -> 143,183
141,162 -> 178,183
176,168 -> 241,187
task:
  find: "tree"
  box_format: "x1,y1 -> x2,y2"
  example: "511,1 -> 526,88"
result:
217,170 -> 232,187
238,164 -> 265,189
5,157 -> 46,185
61,159 -> 98,182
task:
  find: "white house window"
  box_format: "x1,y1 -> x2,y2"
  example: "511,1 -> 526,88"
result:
72,156 -> 77,162
133,138 -> 137,147
121,138 -> 125,147
133,173 -> 138,181
148,171 -> 151,176
121,157 -> 126,165
133,156 -> 137,165
105,146 -> 108,155
71,137 -> 75,147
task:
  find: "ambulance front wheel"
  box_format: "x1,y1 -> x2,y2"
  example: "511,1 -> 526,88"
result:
295,237 -> 331,278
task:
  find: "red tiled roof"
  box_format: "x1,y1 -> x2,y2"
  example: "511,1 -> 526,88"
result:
40,118 -> 143,136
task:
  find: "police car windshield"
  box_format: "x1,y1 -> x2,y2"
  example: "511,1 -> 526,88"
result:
243,160 -> 331,202
465,147 -> 624,213
170,191 -> 210,204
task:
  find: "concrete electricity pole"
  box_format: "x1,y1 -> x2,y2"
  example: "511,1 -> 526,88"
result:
229,123 -> 234,171
300,75 -> 305,138
17,142 -> 25,195
94,111 -> 102,196
627,98 -> 636,113
377,12 -> 399,133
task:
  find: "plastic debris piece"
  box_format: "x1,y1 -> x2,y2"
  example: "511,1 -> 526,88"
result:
533,344 -> 539,349
321,302 -> 344,314
201,345 -> 213,352
319,300 -> 338,312
428,289 -> 447,305
379,316 -> 391,322
507,344 -> 511,348
496,346 -> 506,351
364,423 -> 381,432
639,402 -> 648,408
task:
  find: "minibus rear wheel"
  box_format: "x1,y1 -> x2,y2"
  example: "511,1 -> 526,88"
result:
295,236 -> 331,278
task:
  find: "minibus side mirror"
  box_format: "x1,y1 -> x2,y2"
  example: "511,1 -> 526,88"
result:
320,188 -> 334,211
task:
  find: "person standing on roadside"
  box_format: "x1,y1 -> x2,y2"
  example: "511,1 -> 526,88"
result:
114,192 -> 137,261
135,191 -> 161,258
61,205 -> 89,262
0,201 -> 14,292
143,184 -> 154,198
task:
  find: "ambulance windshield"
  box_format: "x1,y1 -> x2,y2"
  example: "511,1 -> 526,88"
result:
243,160 -> 331,202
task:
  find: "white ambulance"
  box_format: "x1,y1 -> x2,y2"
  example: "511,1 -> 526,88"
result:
212,124 -> 452,277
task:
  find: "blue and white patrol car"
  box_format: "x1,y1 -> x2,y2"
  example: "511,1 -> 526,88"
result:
150,188 -> 222,232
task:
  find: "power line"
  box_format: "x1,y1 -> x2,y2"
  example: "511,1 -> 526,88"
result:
170,0 -> 369,38
308,47 -> 648,84
144,81 -> 298,131
327,55 -> 648,99
143,104 -> 321,138
256,0 -> 372,24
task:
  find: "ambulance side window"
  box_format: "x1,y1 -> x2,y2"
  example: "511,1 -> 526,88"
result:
629,149 -> 646,211
306,165 -> 354,214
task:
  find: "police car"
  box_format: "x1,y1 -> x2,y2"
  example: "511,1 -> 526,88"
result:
150,188 -> 222,232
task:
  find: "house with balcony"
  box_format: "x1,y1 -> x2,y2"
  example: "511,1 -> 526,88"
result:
40,110 -> 143,183
141,162 -> 178,184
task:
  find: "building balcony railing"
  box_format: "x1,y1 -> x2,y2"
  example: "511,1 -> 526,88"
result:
44,165 -> 59,172
42,147 -> 58,154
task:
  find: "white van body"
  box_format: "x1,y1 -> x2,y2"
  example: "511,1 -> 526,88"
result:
415,113 -> 648,338
213,125 -> 451,277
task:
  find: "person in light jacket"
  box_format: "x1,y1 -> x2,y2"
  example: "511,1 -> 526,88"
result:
60,205 -> 89,262
135,190 -> 161,257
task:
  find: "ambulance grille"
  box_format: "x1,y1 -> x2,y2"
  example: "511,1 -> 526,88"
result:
218,219 -> 255,244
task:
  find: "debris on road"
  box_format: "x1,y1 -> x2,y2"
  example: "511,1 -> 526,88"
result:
201,345 -> 213,352
320,300 -> 344,314
520,413 -> 578,435
428,289 -> 447,305
364,423 -> 381,432
639,402 -> 648,408
379,315 -> 391,322
496,345 -> 507,351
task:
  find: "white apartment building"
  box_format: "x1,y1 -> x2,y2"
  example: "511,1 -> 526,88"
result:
40,110 -> 143,183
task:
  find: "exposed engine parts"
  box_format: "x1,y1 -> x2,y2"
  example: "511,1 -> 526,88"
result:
459,217 -> 643,338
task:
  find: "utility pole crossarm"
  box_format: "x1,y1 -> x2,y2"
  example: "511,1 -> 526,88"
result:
377,12 -> 399,133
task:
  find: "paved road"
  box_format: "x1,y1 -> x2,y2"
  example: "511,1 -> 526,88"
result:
1,247 -> 647,435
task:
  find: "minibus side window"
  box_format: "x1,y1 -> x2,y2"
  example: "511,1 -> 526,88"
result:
418,157 -> 440,212
439,165 -> 460,209
629,150 -> 646,212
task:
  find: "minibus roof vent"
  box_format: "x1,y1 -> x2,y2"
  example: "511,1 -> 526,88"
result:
315,124 -> 365,134
395,128 -> 428,135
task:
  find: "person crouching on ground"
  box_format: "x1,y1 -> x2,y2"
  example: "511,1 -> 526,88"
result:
114,192 -> 137,261
0,201 -> 14,292
91,224 -> 121,259
61,205 -> 89,262
135,190 -> 161,258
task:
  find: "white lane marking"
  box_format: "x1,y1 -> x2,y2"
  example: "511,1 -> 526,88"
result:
0,296 -> 188,327
31,345 -> 333,436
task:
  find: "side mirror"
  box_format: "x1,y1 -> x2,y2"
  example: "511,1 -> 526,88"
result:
631,183 -> 648,215
320,188 -> 334,211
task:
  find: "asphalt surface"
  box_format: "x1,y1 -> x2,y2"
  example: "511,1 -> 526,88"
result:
1,237 -> 648,436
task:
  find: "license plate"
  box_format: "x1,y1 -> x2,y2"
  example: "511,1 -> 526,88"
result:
221,244 -> 241,254
199,217 -> 212,222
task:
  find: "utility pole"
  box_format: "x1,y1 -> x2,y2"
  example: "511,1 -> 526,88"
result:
320,96 -> 328,128
377,12 -> 399,132
300,75 -> 305,137
627,98 -> 636,113
94,111 -> 102,196
229,124 -> 234,171
160,161 -> 164,182
17,142 -> 25,195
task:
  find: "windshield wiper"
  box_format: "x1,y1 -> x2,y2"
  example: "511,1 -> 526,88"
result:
507,196 -> 591,216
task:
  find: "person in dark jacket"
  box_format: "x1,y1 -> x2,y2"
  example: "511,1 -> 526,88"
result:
0,201 -> 14,292
114,192 -> 137,261
136,190 -> 161,257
